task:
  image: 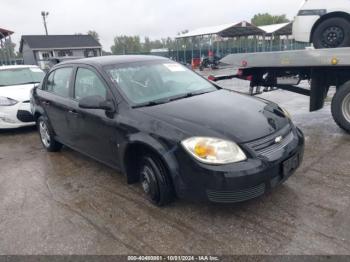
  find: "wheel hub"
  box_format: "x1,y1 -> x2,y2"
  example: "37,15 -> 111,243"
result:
141,174 -> 151,194
322,26 -> 344,48
342,93 -> 350,123
39,121 -> 50,147
140,166 -> 157,198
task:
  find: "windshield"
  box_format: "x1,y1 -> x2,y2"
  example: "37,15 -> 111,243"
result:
0,67 -> 45,86
105,61 -> 217,105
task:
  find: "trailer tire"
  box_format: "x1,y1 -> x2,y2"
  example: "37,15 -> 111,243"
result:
312,17 -> 350,49
331,82 -> 350,133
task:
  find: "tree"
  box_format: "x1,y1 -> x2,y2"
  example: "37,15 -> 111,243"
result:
0,39 -> 16,61
143,37 -> 152,52
163,37 -> 176,51
111,35 -> 142,54
87,30 -> 100,42
110,34 -> 179,54
150,39 -> 163,49
251,13 -> 290,26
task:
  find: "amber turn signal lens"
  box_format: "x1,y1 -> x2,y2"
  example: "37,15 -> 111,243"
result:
331,58 -> 339,65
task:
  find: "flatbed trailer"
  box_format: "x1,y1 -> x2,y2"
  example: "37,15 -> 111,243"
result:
213,47 -> 350,133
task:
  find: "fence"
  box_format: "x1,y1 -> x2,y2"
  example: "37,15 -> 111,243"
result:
174,40 -> 310,64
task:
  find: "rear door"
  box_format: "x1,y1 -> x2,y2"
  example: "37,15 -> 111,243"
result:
39,67 -> 74,143
67,66 -> 119,167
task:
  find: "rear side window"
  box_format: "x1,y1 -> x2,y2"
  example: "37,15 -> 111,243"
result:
74,68 -> 107,100
46,67 -> 73,98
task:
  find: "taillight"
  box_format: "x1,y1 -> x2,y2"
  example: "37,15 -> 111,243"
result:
208,75 -> 216,81
246,75 -> 253,81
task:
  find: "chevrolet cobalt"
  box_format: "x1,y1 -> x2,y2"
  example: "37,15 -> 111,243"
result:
31,56 -> 304,206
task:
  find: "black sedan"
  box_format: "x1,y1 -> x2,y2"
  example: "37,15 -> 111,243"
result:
31,55 -> 304,206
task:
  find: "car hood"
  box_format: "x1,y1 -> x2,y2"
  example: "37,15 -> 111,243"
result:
137,89 -> 290,143
0,84 -> 36,102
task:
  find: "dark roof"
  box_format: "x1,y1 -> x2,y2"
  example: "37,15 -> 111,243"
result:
0,28 -> 14,40
58,55 -> 168,67
19,35 -> 101,52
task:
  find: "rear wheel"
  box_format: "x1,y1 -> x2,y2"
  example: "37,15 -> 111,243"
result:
312,17 -> 350,49
138,155 -> 174,206
331,82 -> 350,133
37,116 -> 63,152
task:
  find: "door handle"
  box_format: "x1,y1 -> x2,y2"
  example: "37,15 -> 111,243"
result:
42,101 -> 50,106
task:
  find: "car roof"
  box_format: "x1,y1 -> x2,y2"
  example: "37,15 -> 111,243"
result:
58,55 -> 169,67
0,65 -> 40,70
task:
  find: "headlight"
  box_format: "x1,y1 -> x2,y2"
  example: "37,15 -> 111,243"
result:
181,137 -> 247,165
281,107 -> 291,119
0,97 -> 18,106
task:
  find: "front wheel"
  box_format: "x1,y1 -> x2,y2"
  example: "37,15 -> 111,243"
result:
37,116 -> 63,152
331,82 -> 350,133
312,17 -> 350,49
138,155 -> 174,206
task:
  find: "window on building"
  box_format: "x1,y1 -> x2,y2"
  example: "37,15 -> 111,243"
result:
41,52 -> 50,59
57,50 -> 73,57
84,49 -> 98,57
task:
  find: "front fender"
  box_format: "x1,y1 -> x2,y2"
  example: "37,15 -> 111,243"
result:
121,133 -> 185,197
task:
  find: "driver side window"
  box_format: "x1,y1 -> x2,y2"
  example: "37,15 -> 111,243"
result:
46,67 -> 72,98
74,68 -> 107,100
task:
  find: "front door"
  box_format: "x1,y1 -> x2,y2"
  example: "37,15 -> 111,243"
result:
68,66 -> 120,167
40,67 -> 74,143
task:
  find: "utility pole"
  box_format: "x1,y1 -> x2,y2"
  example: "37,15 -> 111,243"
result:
41,11 -> 49,35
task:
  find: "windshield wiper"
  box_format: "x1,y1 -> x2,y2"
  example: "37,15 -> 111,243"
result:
17,81 -> 41,85
132,99 -> 170,108
132,90 -> 214,108
169,90 -> 213,102
0,81 -> 41,87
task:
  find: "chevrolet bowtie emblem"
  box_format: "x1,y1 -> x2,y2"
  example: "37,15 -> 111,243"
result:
275,136 -> 283,143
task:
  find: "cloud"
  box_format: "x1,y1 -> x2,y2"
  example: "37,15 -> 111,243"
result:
1,0 -> 302,51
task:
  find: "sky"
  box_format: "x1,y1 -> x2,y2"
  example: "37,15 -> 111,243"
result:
2,0 -> 303,52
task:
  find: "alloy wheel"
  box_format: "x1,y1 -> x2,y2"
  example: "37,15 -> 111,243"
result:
342,92 -> 350,123
39,120 -> 51,148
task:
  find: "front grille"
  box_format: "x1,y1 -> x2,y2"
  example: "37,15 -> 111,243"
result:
207,183 -> 265,203
17,110 -> 34,123
245,125 -> 294,159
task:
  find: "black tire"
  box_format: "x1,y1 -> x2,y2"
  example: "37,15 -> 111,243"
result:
37,116 -> 63,152
138,154 -> 174,206
331,82 -> 350,133
312,17 -> 350,49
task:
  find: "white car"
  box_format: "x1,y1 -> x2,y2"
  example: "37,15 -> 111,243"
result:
293,0 -> 350,48
0,65 -> 45,129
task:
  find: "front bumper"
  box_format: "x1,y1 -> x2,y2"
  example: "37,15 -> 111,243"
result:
0,102 -> 35,129
175,127 -> 305,203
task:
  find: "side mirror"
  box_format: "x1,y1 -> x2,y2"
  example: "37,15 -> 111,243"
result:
78,95 -> 115,112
